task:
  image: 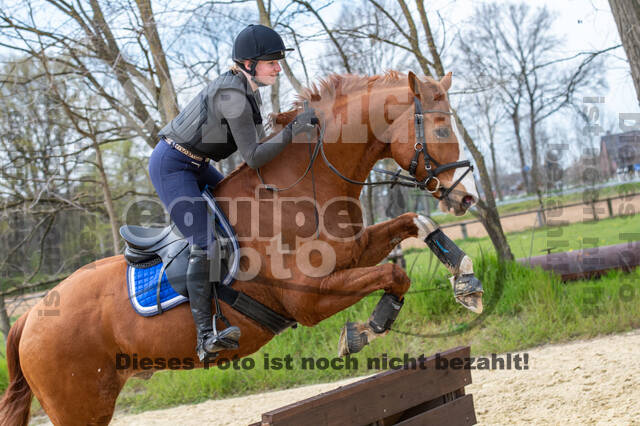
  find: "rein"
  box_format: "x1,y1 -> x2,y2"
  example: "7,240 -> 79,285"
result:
257,97 -> 473,199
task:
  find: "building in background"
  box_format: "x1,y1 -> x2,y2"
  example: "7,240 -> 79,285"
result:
599,130 -> 640,178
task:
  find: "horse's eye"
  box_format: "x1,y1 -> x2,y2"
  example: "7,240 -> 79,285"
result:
434,93 -> 444,102
434,127 -> 450,139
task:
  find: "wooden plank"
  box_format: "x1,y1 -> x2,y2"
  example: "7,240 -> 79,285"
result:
261,346 -> 472,426
395,394 -> 476,426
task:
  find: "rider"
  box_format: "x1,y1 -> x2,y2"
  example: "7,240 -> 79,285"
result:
149,24 -> 318,361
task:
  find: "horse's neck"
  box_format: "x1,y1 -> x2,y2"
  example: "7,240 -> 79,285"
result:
322,137 -> 388,198
317,83 -> 413,197
217,82 -> 412,201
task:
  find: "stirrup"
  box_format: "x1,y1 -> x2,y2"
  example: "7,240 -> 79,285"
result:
197,326 -> 242,361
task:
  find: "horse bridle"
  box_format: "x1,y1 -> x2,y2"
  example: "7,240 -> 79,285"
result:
258,97 -> 474,201
402,97 -> 474,198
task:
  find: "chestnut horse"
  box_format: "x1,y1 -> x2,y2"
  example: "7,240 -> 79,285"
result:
0,71 -> 479,425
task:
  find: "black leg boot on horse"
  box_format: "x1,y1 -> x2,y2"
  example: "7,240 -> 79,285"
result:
186,244 -> 241,361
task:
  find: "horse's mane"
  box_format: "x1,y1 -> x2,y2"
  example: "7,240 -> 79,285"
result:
293,70 -> 410,106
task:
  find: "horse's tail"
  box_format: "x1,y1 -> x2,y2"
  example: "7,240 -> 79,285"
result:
0,314 -> 32,426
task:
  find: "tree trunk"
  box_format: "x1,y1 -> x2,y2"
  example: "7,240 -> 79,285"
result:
489,141 -> 503,201
0,295 -> 10,342
487,120 -> 503,201
270,77 -> 281,113
511,109 -> 530,193
93,138 -> 120,255
454,110 -> 514,262
135,0 -> 179,122
475,201 -> 513,260
609,0 -> 640,106
365,178 -> 375,225
528,107 -> 546,226
256,0 -> 281,113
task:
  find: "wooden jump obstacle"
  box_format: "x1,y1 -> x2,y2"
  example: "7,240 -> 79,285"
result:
250,346 -> 476,426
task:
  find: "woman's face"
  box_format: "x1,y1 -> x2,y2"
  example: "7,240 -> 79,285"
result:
244,59 -> 281,86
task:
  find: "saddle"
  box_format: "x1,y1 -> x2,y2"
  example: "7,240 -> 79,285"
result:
119,189 -> 296,334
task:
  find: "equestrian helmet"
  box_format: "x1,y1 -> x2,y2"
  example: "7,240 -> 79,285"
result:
232,24 -> 293,64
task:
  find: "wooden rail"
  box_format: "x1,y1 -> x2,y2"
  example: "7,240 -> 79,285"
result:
250,346 -> 476,426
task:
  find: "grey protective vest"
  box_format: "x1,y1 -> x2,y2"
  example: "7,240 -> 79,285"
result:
159,70 -> 263,161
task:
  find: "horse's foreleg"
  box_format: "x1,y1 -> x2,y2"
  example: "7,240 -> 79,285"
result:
357,213 -> 483,314
285,263 -> 411,357
354,212 -> 432,267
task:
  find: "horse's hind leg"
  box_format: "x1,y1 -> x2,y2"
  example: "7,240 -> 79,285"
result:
22,350 -> 124,425
328,213 -> 428,356
284,262 -> 411,357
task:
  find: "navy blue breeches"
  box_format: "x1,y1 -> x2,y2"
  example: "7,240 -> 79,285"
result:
149,140 -> 224,249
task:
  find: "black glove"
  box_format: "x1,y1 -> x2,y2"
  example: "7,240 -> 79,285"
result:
288,108 -> 319,136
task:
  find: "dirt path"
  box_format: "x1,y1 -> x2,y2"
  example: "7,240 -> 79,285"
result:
402,193 -> 640,247
34,329 -> 635,425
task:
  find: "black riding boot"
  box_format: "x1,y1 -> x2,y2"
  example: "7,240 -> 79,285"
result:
186,244 -> 241,361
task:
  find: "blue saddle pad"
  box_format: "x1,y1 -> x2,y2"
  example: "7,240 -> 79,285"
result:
126,190 -> 240,317
127,262 -> 188,316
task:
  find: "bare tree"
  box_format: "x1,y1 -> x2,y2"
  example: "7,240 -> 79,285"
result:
470,88 -> 506,201
0,56 -> 155,333
0,0 -> 199,147
459,3 -> 608,224
333,0 -> 515,261
609,0 -> 640,105
458,20 -> 531,194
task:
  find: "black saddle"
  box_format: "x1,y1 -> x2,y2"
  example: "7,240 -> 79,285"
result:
120,223 -> 191,296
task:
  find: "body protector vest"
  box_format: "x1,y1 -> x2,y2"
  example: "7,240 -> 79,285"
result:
159,70 -> 263,161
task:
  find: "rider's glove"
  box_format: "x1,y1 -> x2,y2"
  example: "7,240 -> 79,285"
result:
287,108 -> 319,136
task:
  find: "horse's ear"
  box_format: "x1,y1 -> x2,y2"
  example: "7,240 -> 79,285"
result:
440,72 -> 452,92
408,71 -> 419,96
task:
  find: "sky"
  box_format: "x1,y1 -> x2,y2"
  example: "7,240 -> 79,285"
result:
2,0 -> 637,167
525,0 -> 638,120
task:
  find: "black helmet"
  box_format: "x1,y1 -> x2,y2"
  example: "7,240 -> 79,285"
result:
233,24 -> 293,68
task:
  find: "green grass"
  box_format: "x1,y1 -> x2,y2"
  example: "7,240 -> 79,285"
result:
113,258 -> 640,413
4,213 -> 639,416
112,213 -> 640,413
455,212 -> 640,260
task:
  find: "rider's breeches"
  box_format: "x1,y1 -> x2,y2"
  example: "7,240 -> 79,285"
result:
149,140 -> 224,249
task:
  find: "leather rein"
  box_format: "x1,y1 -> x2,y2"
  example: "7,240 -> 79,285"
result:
257,97 -> 473,200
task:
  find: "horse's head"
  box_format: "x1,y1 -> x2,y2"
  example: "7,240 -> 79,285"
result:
385,72 -> 478,216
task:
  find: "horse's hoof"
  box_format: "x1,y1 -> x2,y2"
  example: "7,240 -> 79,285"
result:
450,274 -> 484,314
338,322 -> 369,357
456,292 -> 484,314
